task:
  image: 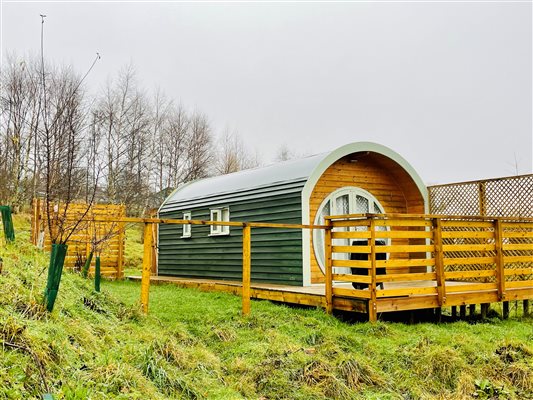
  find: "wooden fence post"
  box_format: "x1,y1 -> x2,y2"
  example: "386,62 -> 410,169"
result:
140,222 -> 153,314
151,222 -> 158,275
369,218 -> 378,322
494,219 -> 506,301
433,218 -> 446,307
117,221 -> 125,279
324,219 -> 333,314
242,224 -> 251,315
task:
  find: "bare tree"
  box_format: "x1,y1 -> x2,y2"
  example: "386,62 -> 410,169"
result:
214,128 -> 260,175
0,54 -> 42,210
185,111 -> 213,181
161,104 -> 190,190
275,144 -> 295,162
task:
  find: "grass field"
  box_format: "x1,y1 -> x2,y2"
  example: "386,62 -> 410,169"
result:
0,215 -> 532,399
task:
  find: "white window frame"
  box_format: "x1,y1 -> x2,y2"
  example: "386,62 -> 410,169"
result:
210,207 -> 230,236
181,212 -> 192,238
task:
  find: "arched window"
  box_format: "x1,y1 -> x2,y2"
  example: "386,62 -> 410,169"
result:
313,187 -> 386,274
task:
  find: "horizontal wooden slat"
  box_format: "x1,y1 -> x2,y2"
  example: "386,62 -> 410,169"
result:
332,231 -> 371,239
443,256 -> 495,266
505,280 -> 533,289
381,245 -> 434,253
445,270 -> 496,279
331,220 -> 371,228
441,220 -> 494,228
442,244 -> 495,252
333,287 -> 371,299
446,283 -> 498,293
503,244 -> 533,251
504,255 -> 533,263
502,223 -> 533,229
375,231 -> 433,239
504,231 -> 533,238
376,272 -> 436,283
441,231 -> 494,239
377,258 -> 436,268
332,259 -> 371,268
376,286 -> 437,297
332,245 -> 370,254
374,219 -> 433,227
332,274 -> 372,284
504,268 -> 533,276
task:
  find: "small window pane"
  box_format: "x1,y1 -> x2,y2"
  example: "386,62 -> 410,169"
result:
182,212 -> 191,237
336,195 -> 349,215
355,195 -> 369,213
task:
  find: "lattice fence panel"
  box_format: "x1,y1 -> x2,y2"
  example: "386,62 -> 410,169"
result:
428,175 -> 533,218
441,221 -> 497,282
502,222 -> 533,282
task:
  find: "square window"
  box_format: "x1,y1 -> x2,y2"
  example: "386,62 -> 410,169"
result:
210,207 -> 230,235
182,212 -> 191,238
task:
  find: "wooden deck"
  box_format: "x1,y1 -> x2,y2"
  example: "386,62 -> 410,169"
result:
128,275 -> 532,316
128,212 -> 532,320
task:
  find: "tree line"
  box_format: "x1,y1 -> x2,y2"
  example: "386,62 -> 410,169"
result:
0,55 -> 261,215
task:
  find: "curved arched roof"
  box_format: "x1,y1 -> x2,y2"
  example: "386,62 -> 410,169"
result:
159,142 -> 427,213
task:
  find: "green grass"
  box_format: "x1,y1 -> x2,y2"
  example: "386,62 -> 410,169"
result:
0,215 -> 532,399
123,224 -> 144,277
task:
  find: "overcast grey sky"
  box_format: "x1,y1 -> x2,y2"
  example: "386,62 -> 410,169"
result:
1,1 -> 532,185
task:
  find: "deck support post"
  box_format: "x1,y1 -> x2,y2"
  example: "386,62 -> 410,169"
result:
435,308 -> 442,322
502,301 -> 509,319
368,219 -> 378,323
242,224 -> 252,316
433,218 -> 446,307
469,304 -> 476,317
481,303 -> 489,319
460,305 -> 466,319
524,300 -> 530,317
324,219 -> 333,314
451,306 -> 457,318
141,222 -> 153,314
494,219 -> 506,301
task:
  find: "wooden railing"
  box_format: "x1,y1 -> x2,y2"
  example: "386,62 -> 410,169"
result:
61,214 -> 532,319
324,214 -> 533,321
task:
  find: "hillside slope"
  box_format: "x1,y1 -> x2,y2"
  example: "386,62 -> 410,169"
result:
0,215 -> 531,399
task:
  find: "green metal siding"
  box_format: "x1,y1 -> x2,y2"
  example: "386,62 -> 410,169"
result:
158,191 -> 303,285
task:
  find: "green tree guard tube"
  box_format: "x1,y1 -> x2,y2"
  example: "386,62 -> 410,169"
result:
0,206 -> 15,242
95,256 -> 101,292
82,251 -> 93,278
44,243 -> 68,311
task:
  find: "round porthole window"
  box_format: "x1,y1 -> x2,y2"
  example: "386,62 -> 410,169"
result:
313,187 -> 386,274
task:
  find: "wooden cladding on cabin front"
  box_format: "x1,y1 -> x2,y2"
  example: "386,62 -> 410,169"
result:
158,192 -> 304,285
309,153 -> 426,283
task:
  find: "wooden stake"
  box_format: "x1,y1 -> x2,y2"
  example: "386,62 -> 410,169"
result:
324,220 -> 333,314
460,305 -> 466,319
140,223 -> 153,314
524,300 -> 530,317
242,224 -> 251,315
452,306 -> 457,318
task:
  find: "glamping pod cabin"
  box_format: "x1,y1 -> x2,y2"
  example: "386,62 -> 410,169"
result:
158,142 -> 427,286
